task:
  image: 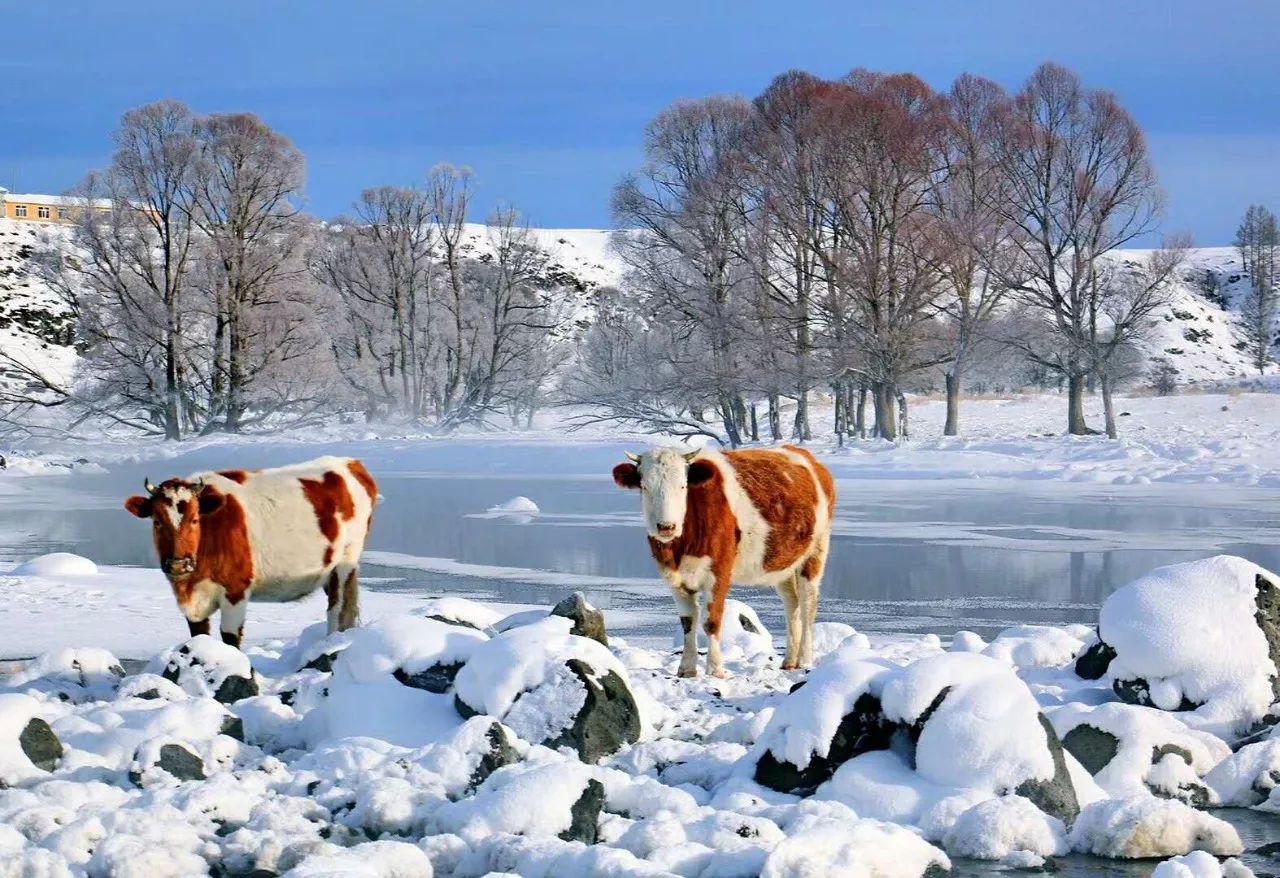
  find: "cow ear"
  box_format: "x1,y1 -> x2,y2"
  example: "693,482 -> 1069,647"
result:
688,461 -> 716,486
198,488 -> 225,516
124,495 -> 153,518
612,463 -> 641,489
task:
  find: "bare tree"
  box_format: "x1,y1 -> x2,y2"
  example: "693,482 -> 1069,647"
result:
990,63 -> 1163,435
1234,204 -> 1278,374
189,112 -> 306,431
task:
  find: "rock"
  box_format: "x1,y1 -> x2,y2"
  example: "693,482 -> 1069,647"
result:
393,661 -> 465,694
1014,714 -> 1081,827
559,778 -> 605,844
1113,678 -> 1198,712
468,722 -> 521,789
1254,573 -> 1280,701
220,715 -> 246,742
551,592 -> 608,646
18,717 -> 61,771
130,742 -> 206,785
301,650 -> 341,673
545,658 -> 641,763
1074,636 -> 1116,680
157,636 -> 259,704
754,692 -> 895,795
1062,724 -> 1120,776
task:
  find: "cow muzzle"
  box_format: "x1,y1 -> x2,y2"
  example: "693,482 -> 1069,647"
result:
162,556 -> 196,577
654,522 -> 678,541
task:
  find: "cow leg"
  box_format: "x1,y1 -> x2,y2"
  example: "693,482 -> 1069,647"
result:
776,574 -> 803,671
671,583 -> 700,678
219,598 -> 247,650
338,567 -> 360,631
797,536 -> 829,667
324,569 -> 342,634
704,571 -> 732,679
187,618 -> 211,638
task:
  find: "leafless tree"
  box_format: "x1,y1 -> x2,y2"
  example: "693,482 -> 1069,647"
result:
989,63 -> 1163,435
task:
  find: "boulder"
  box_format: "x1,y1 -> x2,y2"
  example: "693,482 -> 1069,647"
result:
551,592 -> 608,646
754,693 -> 895,795
559,778 -> 605,844
155,636 -> 259,704
1074,635 -> 1117,680
393,661 -> 465,694
1013,714 -> 1080,826
453,616 -> 642,763
1062,724 -> 1119,776
18,717 -> 61,772
468,722 -> 521,789
129,741 -> 206,785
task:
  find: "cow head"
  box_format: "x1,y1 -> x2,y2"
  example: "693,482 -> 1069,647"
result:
125,477 -> 224,581
612,447 -> 715,543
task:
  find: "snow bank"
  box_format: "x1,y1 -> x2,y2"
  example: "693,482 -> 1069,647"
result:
1205,738 -> 1280,810
488,495 -> 540,514
11,552 -> 98,576
761,814 -> 951,878
1152,851 -> 1255,878
941,795 -> 1067,861
1069,797 -> 1243,858
1100,555 -> 1279,734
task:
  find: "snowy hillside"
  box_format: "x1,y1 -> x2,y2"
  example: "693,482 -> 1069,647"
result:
0,216 -> 1275,406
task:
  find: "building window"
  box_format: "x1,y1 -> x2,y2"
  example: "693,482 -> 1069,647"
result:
37,206 -> 50,219
14,205 -> 26,218
58,208 -> 69,219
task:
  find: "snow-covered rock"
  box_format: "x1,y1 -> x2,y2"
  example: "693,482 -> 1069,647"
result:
551,591 -> 608,646
454,616 -> 642,762
1050,702 -> 1229,807
1099,555 -> 1280,736
941,794 -> 1068,861
418,595 -> 505,633
1152,850 -> 1255,878
1205,737 -> 1280,810
151,636 -> 258,704
761,813 -> 951,878
2,648 -> 125,703
982,624 -> 1086,668
10,552 -> 98,577
488,495 -> 540,514
0,693 -> 61,784
1069,796 -> 1243,858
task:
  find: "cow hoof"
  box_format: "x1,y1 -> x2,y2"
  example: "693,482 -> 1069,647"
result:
781,661 -> 799,671
709,668 -> 727,679
676,667 -> 698,679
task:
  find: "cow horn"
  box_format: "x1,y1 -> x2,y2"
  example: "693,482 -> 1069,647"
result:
144,478 -> 157,495
683,449 -> 700,462
624,451 -> 641,463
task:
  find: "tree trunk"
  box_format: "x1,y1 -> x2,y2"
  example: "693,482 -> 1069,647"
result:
854,382 -> 868,439
896,388 -> 909,441
872,383 -> 897,441
833,383 -> 844,448
768,393 -> 782,441
794,390 -> 811,441
225,308 -> 246,433
943,371 -> 960,437
1100,373 -> 1117,439
1067,370 -> 1089,436
749,402 -> 759,442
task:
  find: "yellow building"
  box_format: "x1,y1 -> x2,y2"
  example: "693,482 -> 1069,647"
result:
0,188 -> 112,224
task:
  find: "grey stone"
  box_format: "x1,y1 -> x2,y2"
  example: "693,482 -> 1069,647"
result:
220,715 -> 246,742
1061,724 -> 1120,776
754,692 -> 895,795
131,742 -> 206,785
213,674 -> 259,704
1113,677 -> 1199,712
559,778 -> 605,844
1255,573 -> 1280,701
1074,636 -> 1117,680
551,592 -> 608,646
393,661 -> 464,694
546,659 -> 641,763
1014,714 -> 1081,827
469,722 -> 521,789
18,718 -> 61,772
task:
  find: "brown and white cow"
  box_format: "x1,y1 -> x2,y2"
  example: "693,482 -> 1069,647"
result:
613,445 -> 835,678
124,456 -> 377,649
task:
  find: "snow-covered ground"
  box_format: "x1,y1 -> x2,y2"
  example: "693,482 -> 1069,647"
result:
1,554 -> 1278,877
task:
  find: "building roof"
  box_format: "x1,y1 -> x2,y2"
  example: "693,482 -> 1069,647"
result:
0,191 -> 113,210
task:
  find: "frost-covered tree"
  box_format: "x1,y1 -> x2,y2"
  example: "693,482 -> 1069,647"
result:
1235,204 -> 1278,374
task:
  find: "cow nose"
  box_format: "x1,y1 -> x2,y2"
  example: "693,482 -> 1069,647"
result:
163,556 -> 194,575
656,522 -> 677,537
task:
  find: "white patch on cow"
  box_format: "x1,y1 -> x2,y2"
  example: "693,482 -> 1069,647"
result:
161,485 -> 194,529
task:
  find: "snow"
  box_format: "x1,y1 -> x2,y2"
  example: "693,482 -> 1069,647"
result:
10,553 -> 98,577
1205,738 -> 1280,810
1100,555 -> 1278,734
488,496 -> 540,514
941,794 -> 1068,861
1069,797 -> 1243,858
760,813 -> 951,878
1152,851 -> 1255,878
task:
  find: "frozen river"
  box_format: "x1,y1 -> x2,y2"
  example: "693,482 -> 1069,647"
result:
6,439 -> 1280,643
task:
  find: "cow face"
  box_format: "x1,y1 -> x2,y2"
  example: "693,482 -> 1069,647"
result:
125,478 -> 224,582
612,448 -> 713,543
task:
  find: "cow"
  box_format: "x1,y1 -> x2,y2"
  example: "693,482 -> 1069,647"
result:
612,445 -> 835,678
124,456 -> 377,649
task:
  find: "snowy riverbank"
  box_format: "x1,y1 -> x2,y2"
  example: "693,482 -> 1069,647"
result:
2,552 -> 1280,876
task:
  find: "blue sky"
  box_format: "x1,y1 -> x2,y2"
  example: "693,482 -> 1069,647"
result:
4,1 -> 1277,244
